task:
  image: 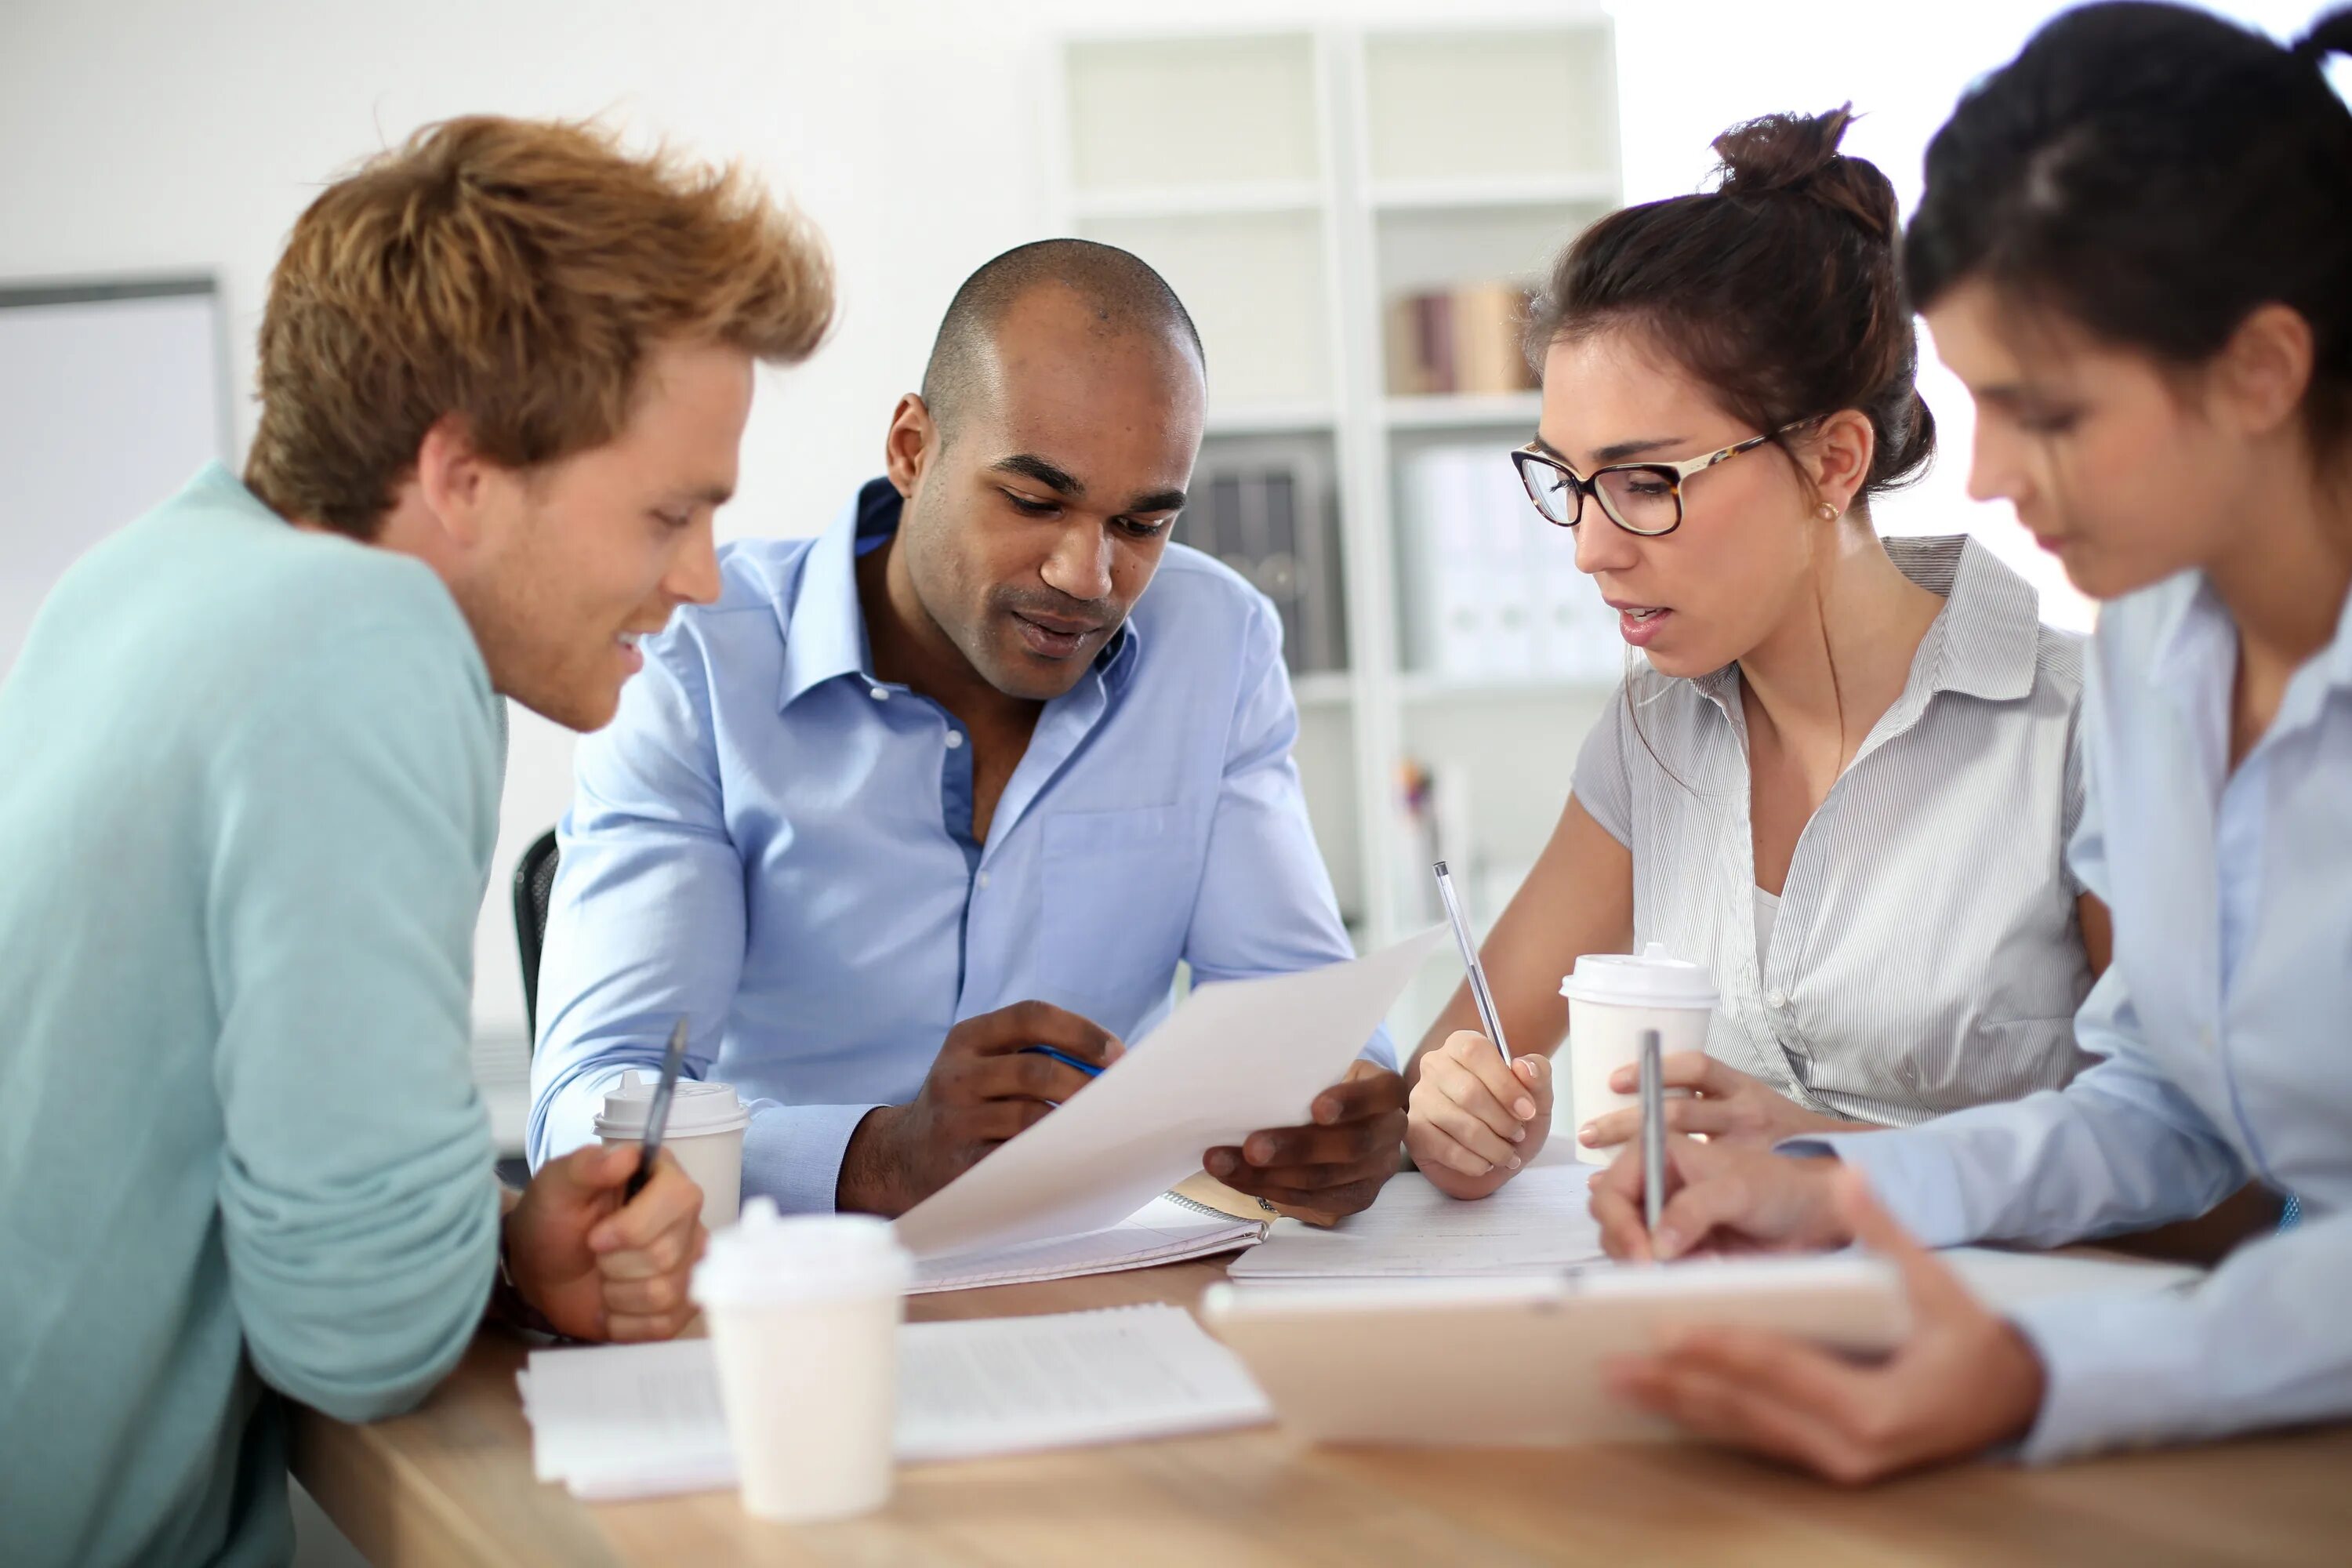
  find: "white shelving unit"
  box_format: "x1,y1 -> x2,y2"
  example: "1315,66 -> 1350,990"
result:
1053,17 -> 1624,1044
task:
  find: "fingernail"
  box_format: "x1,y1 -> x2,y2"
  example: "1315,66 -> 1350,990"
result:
1247,1139 -> 1274,1166
1313,1099 -> 1339,1125
1207,1150 -> 1236,1175
1507,1156 -> 1523,1171
1510,1125 -> 1526,1143
1579,1124 -> 1598,1145
1653,1227 -> 1682,1258
588,1227 -> 616,1253
1514,1098 -> 1537,1120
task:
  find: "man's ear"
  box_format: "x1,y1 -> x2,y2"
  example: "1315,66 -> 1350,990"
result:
413,416 -> 494,549
883,394 -> 936,500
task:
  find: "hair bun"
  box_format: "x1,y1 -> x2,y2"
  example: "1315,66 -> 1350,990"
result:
1712,104 -> 1900,240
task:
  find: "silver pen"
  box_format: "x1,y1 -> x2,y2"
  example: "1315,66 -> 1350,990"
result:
625,1016 -> 691,1203
1639,1027 -> 1666,1238
1432,861 -> 1510,1066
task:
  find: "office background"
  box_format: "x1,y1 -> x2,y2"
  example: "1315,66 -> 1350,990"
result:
0,0 -> 2325,1149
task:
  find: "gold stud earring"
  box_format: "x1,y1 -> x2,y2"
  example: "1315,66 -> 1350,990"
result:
1817,502 -> 1838,521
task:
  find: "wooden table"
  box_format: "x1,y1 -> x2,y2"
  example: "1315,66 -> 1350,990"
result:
291,1258 -> 2352,1567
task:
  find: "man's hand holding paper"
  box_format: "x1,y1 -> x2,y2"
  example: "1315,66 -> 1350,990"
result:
837,1001 -> 1125,1217
1205,1059 -> 1410,1219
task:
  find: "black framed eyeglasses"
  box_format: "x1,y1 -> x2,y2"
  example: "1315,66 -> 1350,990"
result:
1509,424 -> 1804,538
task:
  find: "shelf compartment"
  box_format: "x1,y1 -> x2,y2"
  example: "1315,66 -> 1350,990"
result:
1067,34 -> 1321,194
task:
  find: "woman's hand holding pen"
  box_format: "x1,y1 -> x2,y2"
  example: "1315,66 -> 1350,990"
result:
1405,1031 -> 1554,1200
1588,1134 -> 1848,1261
1602,1167 -> 2048,1483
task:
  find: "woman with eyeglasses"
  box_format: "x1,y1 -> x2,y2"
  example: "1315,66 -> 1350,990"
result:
1583,0 -> 2352,1478
1403,107 -> 2110,1197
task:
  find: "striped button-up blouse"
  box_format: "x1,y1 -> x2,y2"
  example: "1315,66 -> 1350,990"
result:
1570,535 -> 2095,1126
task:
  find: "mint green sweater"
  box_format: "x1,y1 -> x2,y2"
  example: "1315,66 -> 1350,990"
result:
0,466 -> 506,1566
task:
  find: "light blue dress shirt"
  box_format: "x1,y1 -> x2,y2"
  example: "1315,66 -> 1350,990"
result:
528,479 -> 1386,1212
1796,568 -> 2352,1461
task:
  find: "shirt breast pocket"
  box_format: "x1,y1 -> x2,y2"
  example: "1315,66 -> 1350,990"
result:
1033,804 -> 1198,1028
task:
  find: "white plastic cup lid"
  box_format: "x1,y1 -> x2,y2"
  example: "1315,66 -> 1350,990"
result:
593,1069 -> 750,1139
691,1200 -> 913,1308
1559,942 -> 1720,1009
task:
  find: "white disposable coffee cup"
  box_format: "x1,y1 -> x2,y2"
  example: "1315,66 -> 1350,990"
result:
691,1201 -> 911,1523
593,1072 -> 750,1231
1559,943 -> 1719,1165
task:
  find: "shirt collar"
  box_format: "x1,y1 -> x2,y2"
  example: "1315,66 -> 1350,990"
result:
777,478 -> 894,712
1886,535 -> 2045,704
2325,572 -> 2352,691
777,477 -> 1144,711
2147,571 -> 2236,698
1689,535 -> 2044,714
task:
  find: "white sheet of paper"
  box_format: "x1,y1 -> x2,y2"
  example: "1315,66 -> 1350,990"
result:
518,1305 -> 1272,1501
1227,1166 -> 1606,1279
895,927 -> 1446,1259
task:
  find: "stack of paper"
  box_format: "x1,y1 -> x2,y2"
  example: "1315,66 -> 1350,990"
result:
518,1305 -> 1273,1502
1228,1165 -> 1606,1279
910,1193 -> 1267,1294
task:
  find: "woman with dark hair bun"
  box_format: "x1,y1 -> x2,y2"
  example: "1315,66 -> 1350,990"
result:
1404,107 -> 2106,1195
1589,2 -> 2352,1480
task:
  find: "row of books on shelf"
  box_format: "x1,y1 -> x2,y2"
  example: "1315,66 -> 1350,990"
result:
1398,442 -> 1625,684
1173,441 -> 1348,677
1174,434 -> 1625,688
1384,281 -> 1537,397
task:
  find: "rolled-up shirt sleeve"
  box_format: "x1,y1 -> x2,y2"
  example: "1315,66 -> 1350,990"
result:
526,629 -> 880,1214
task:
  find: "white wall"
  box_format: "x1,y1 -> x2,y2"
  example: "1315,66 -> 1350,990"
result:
0,0 -> 2319,1044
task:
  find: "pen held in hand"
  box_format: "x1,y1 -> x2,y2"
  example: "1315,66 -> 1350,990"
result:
1432,860 -> 1511,1067
625,1016 -> 691,1204
1639,1027 -> 1666,1240
1018,1044 -> 1105,1080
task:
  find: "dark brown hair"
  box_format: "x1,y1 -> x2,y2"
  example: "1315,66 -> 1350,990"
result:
1525,105 -> 1933,509
1905,3 -> 2352,462
246,116 -> 835,539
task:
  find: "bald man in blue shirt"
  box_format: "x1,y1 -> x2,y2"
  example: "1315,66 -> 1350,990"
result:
530,240 -> 1405,1221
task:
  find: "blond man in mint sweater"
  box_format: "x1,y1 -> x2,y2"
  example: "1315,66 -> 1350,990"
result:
0,117 -> 833,1566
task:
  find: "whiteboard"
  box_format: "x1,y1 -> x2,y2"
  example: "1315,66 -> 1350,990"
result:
0,278 -> 229,675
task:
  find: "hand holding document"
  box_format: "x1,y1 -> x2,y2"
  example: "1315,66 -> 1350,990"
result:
895,927 -> 1446,1261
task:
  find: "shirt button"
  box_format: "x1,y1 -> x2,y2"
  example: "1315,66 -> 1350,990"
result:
944,730 -> 964,749
1766,988 -> 1790,1010
975,871 -> 991,891
869,687 -> 889,701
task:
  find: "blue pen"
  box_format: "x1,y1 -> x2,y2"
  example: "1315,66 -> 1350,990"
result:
1020,1044 -> 1105,1079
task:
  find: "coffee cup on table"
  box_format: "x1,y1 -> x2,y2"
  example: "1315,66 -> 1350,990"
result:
593,1072 -> 750,1230
691,1202 -> 911,1523
1558,944 -> 1719,1164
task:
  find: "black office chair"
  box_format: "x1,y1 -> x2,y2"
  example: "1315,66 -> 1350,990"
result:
512,827 -> 561,1049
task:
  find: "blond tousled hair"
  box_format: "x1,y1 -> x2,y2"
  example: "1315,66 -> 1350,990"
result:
245,114 -> 834,537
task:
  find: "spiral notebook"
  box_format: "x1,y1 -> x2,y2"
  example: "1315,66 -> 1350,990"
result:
909,1185 -> 1274,1294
